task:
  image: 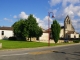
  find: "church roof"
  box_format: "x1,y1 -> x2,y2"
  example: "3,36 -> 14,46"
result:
66,31 -> 74,34
64,15 -> 70,22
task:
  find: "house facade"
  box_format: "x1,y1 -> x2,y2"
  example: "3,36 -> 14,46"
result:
0,27 -> 13,40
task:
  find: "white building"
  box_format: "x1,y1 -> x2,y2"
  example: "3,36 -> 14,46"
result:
0,27 -> 13,40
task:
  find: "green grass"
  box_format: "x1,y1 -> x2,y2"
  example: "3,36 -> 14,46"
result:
0,40 -> 74,50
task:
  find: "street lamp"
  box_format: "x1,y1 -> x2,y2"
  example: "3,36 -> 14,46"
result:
48,12 -> 54,46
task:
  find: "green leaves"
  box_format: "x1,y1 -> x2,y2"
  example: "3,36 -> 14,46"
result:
12,19 -> 28,40
51,20 -> 61,43
12,14 -> 43,41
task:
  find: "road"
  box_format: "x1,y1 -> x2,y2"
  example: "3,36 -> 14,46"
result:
0,43 -> 80,60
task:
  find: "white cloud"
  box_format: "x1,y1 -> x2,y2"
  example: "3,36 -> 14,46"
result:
63,4 -> 80,18
49,0 -> 80,7
4,18 -> 13,22
48,0 -> 80,33
13,15 -> 17,19
13,11 -> 53,29
48,0 -> 61,6
19,12 -> 28,19
77,11 -> 80,16
33,15 -> 41,23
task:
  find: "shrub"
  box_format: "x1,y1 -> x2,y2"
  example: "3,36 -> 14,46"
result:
8,36 -> 17,41
73,40 -> 80,43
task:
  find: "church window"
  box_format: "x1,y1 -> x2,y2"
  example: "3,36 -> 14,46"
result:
67,19 -> 68,24
69,20 -> 70,24
65,24 -> 67,28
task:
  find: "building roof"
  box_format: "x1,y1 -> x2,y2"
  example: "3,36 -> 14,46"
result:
43,26 -> 64,33
0,27 -> 13,30
43,28 -> 51,33
61,26 -> 64,29
66,31 -> 74,34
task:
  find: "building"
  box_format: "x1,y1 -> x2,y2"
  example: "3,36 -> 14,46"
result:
0,27 -> 13,40
0,15 -> 79,41
40,15 -> 79,42
60,15 -> 79,39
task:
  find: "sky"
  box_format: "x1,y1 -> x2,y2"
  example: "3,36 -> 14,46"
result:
0,0 -> 80,33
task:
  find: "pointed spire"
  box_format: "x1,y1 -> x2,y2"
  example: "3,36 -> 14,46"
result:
66,15 -> 70,18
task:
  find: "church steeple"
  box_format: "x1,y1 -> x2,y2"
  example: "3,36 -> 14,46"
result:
64,15 -> 70,24
64,15 -> 74,31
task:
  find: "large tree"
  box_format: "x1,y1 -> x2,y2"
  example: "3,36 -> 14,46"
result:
12,19 -> 28,40
12,14 -> 43,41
26,14 -> 40,41
51,20 -> 61,43
36,26 -> 43,40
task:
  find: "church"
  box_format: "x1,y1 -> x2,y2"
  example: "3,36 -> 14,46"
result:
60,15 -> 79,39
40,15 -> 79,41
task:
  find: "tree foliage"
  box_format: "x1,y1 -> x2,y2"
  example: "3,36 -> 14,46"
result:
12,19 -> 28,40
12,14 -> 43,41
26,14 -> 43,41
51,20 -> 61,43
36,26 -> 43,40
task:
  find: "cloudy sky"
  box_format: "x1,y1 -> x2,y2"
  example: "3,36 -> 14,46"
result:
0,0 -> 80,33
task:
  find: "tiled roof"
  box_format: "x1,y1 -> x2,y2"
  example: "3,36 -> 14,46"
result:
66,31 -> 74,34
43,28 -> 51,33
0,27 -> 13,30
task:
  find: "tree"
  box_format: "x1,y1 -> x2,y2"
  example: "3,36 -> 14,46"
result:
26,14 -> 39,41
36,26 -> 43,40
12,14 -> 43,41
51,20 -> 61,43
12,19 -> 28,40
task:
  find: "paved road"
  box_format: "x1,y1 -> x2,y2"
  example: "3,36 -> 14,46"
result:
0,43 -> 80,60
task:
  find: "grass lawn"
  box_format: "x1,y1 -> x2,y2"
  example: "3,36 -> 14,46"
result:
0,40 -> 74,49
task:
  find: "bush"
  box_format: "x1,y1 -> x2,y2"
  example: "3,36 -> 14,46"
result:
8,36 -> 17,41
73,40 -> 80,43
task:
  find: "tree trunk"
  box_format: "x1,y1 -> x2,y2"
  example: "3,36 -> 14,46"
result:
30,37 -> 31,42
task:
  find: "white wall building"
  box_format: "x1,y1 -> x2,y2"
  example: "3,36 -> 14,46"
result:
0,27 -> 13,40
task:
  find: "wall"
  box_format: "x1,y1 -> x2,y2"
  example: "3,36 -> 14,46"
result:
71,34 -> 79,38
71,34 -> 75,38
0,30 -> 13,40
40,33 -> 48,41
75,34 -> 79,38
60,29 -> 64,38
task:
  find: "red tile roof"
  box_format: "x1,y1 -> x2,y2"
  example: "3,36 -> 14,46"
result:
0,27 -> 13,30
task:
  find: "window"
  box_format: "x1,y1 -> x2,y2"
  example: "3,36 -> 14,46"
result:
1,31 -> 4,35
67,19 -> 68,24
69,20 -> 70,24
65,24 -> 67,29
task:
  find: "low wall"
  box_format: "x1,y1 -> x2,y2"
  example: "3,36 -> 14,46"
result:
0,43 -> 2,48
